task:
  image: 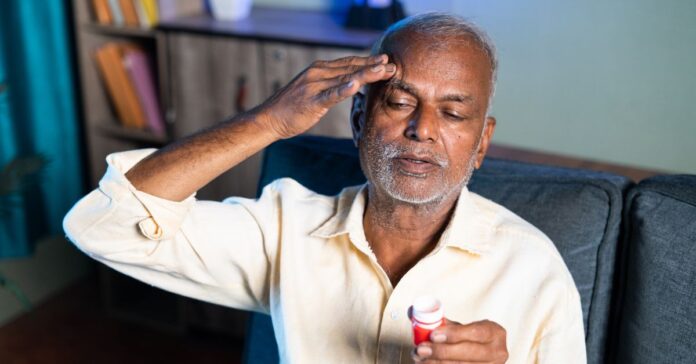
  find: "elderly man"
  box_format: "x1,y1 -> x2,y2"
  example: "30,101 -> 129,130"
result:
64,13 -> 585,364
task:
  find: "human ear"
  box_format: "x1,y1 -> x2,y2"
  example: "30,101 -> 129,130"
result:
474,116 -> 497,169
350,92 -> 367,147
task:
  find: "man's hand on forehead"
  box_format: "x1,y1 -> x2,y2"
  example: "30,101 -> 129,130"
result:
256,54 -> 396,139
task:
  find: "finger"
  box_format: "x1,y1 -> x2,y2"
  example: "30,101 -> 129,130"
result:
306,62 -> 387,81
431,319 -> 501,344
312,63 -> 395,106
303,54 -> 390,82
412,345 -> 488,364
426,341 -> 495,362
313,54 -> 386,69
314,79 -> 360,107
300,55 -> 388,84
314,62 -> 396,96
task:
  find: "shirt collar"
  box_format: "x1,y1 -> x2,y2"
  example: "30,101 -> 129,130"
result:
310,184 -> 374,257
310,183 -> 494,256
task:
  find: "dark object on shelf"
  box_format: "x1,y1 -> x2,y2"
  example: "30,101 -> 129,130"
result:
344,1 -> 406,31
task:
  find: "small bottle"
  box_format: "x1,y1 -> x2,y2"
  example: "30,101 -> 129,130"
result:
411,296 -> 444,345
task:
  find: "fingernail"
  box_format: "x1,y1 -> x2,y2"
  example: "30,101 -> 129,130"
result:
411,348 -> 424,362
385,63 -> 396,73
417,345 -> 432,357
373,54 -> 387,63
431,333 -> 447,343
344,80 -> 355,88
371,64 -> 384,72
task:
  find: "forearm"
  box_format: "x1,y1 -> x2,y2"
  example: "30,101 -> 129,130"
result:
125,111 -> 278,201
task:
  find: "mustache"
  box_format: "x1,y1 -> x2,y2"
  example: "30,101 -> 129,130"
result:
381,142 -> 449,167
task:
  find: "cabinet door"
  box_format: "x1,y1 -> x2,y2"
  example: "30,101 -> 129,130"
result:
168,33 -> 264,200
261,43 -> 367,139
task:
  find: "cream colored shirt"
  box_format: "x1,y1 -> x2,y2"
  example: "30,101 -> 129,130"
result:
64,149 -> 586,364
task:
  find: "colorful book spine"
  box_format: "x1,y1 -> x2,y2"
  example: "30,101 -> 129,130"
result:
123,50 -> 166,136
92,0 -> 113,25
134,0 -> 151,28
142,0 -> 159,25
119,0 -> 140,27
96,43 -> 148,129
108,0 -> 124,26
95,45 -> 135,128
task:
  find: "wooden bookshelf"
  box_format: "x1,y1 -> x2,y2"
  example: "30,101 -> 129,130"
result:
81,23 -> 156,38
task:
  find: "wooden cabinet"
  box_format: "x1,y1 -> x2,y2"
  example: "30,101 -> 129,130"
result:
167,33 -> 265,200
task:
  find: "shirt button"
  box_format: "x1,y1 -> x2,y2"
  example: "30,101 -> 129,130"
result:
390,310 -> 398,320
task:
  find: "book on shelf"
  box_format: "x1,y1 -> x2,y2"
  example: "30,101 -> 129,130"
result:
133,0 -> 152,28
118,0 -> 140,27
90,0 -> 204,28
108,0 -> 124,26
142,0 -> 159,25
123,49 -> 166,136
92,0 -> 113,25
94,43 -> 165,135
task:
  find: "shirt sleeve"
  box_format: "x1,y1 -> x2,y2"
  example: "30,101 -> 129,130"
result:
535,286 -> 587,363
63,148 -> 277,313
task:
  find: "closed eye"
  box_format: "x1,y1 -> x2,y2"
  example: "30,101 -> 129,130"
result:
443,110 -> 471,121
387,101 -> 414,110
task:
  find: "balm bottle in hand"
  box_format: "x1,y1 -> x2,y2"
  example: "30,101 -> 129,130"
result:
411,296 -> 444,345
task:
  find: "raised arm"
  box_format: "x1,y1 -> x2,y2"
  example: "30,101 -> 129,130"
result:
126,54 -> 395,201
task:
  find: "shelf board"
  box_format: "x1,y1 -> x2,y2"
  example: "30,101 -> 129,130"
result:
157,7 -> 381,49
82,23 -> 156,39
97,123 -> 170,145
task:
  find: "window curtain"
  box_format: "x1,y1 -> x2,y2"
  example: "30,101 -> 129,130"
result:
0,1 -> 83,258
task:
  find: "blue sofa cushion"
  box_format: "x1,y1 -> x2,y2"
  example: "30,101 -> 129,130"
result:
615,175 -> 696,363
244,136 -> 631,364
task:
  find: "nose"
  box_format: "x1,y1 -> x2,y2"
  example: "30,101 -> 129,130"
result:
404,109 -> 438,143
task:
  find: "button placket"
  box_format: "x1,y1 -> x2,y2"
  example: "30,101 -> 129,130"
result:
376,285 -> 411,363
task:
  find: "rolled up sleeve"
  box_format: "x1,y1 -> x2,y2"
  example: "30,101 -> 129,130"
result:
63,149 -> 275,313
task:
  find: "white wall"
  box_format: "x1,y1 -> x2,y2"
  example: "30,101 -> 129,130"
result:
257,0 -> 696,173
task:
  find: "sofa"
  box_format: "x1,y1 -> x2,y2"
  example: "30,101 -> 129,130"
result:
241,135 -> 696,364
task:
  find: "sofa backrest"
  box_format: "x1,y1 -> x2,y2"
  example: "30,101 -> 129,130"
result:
614,175 -> 696,363
244,135 -> 632,364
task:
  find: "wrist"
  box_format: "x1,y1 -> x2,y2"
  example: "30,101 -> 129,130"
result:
247,107 -> 292,140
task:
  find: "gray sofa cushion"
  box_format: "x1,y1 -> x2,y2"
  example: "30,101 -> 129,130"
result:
244,136 -> 631,364
615,175 -> 696,363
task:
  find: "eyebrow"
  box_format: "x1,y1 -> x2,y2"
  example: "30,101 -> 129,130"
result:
387,79 -> 474,104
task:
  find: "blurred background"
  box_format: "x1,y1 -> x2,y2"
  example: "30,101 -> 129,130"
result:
0,0 -> 694,363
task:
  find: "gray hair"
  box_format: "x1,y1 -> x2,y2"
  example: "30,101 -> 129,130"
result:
370,12 -> 498,112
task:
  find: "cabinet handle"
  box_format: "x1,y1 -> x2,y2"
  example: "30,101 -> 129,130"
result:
235,76 -> 247,113
166,109 -> 176,124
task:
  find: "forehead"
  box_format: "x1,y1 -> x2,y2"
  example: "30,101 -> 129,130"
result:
381,32 -> 493,100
